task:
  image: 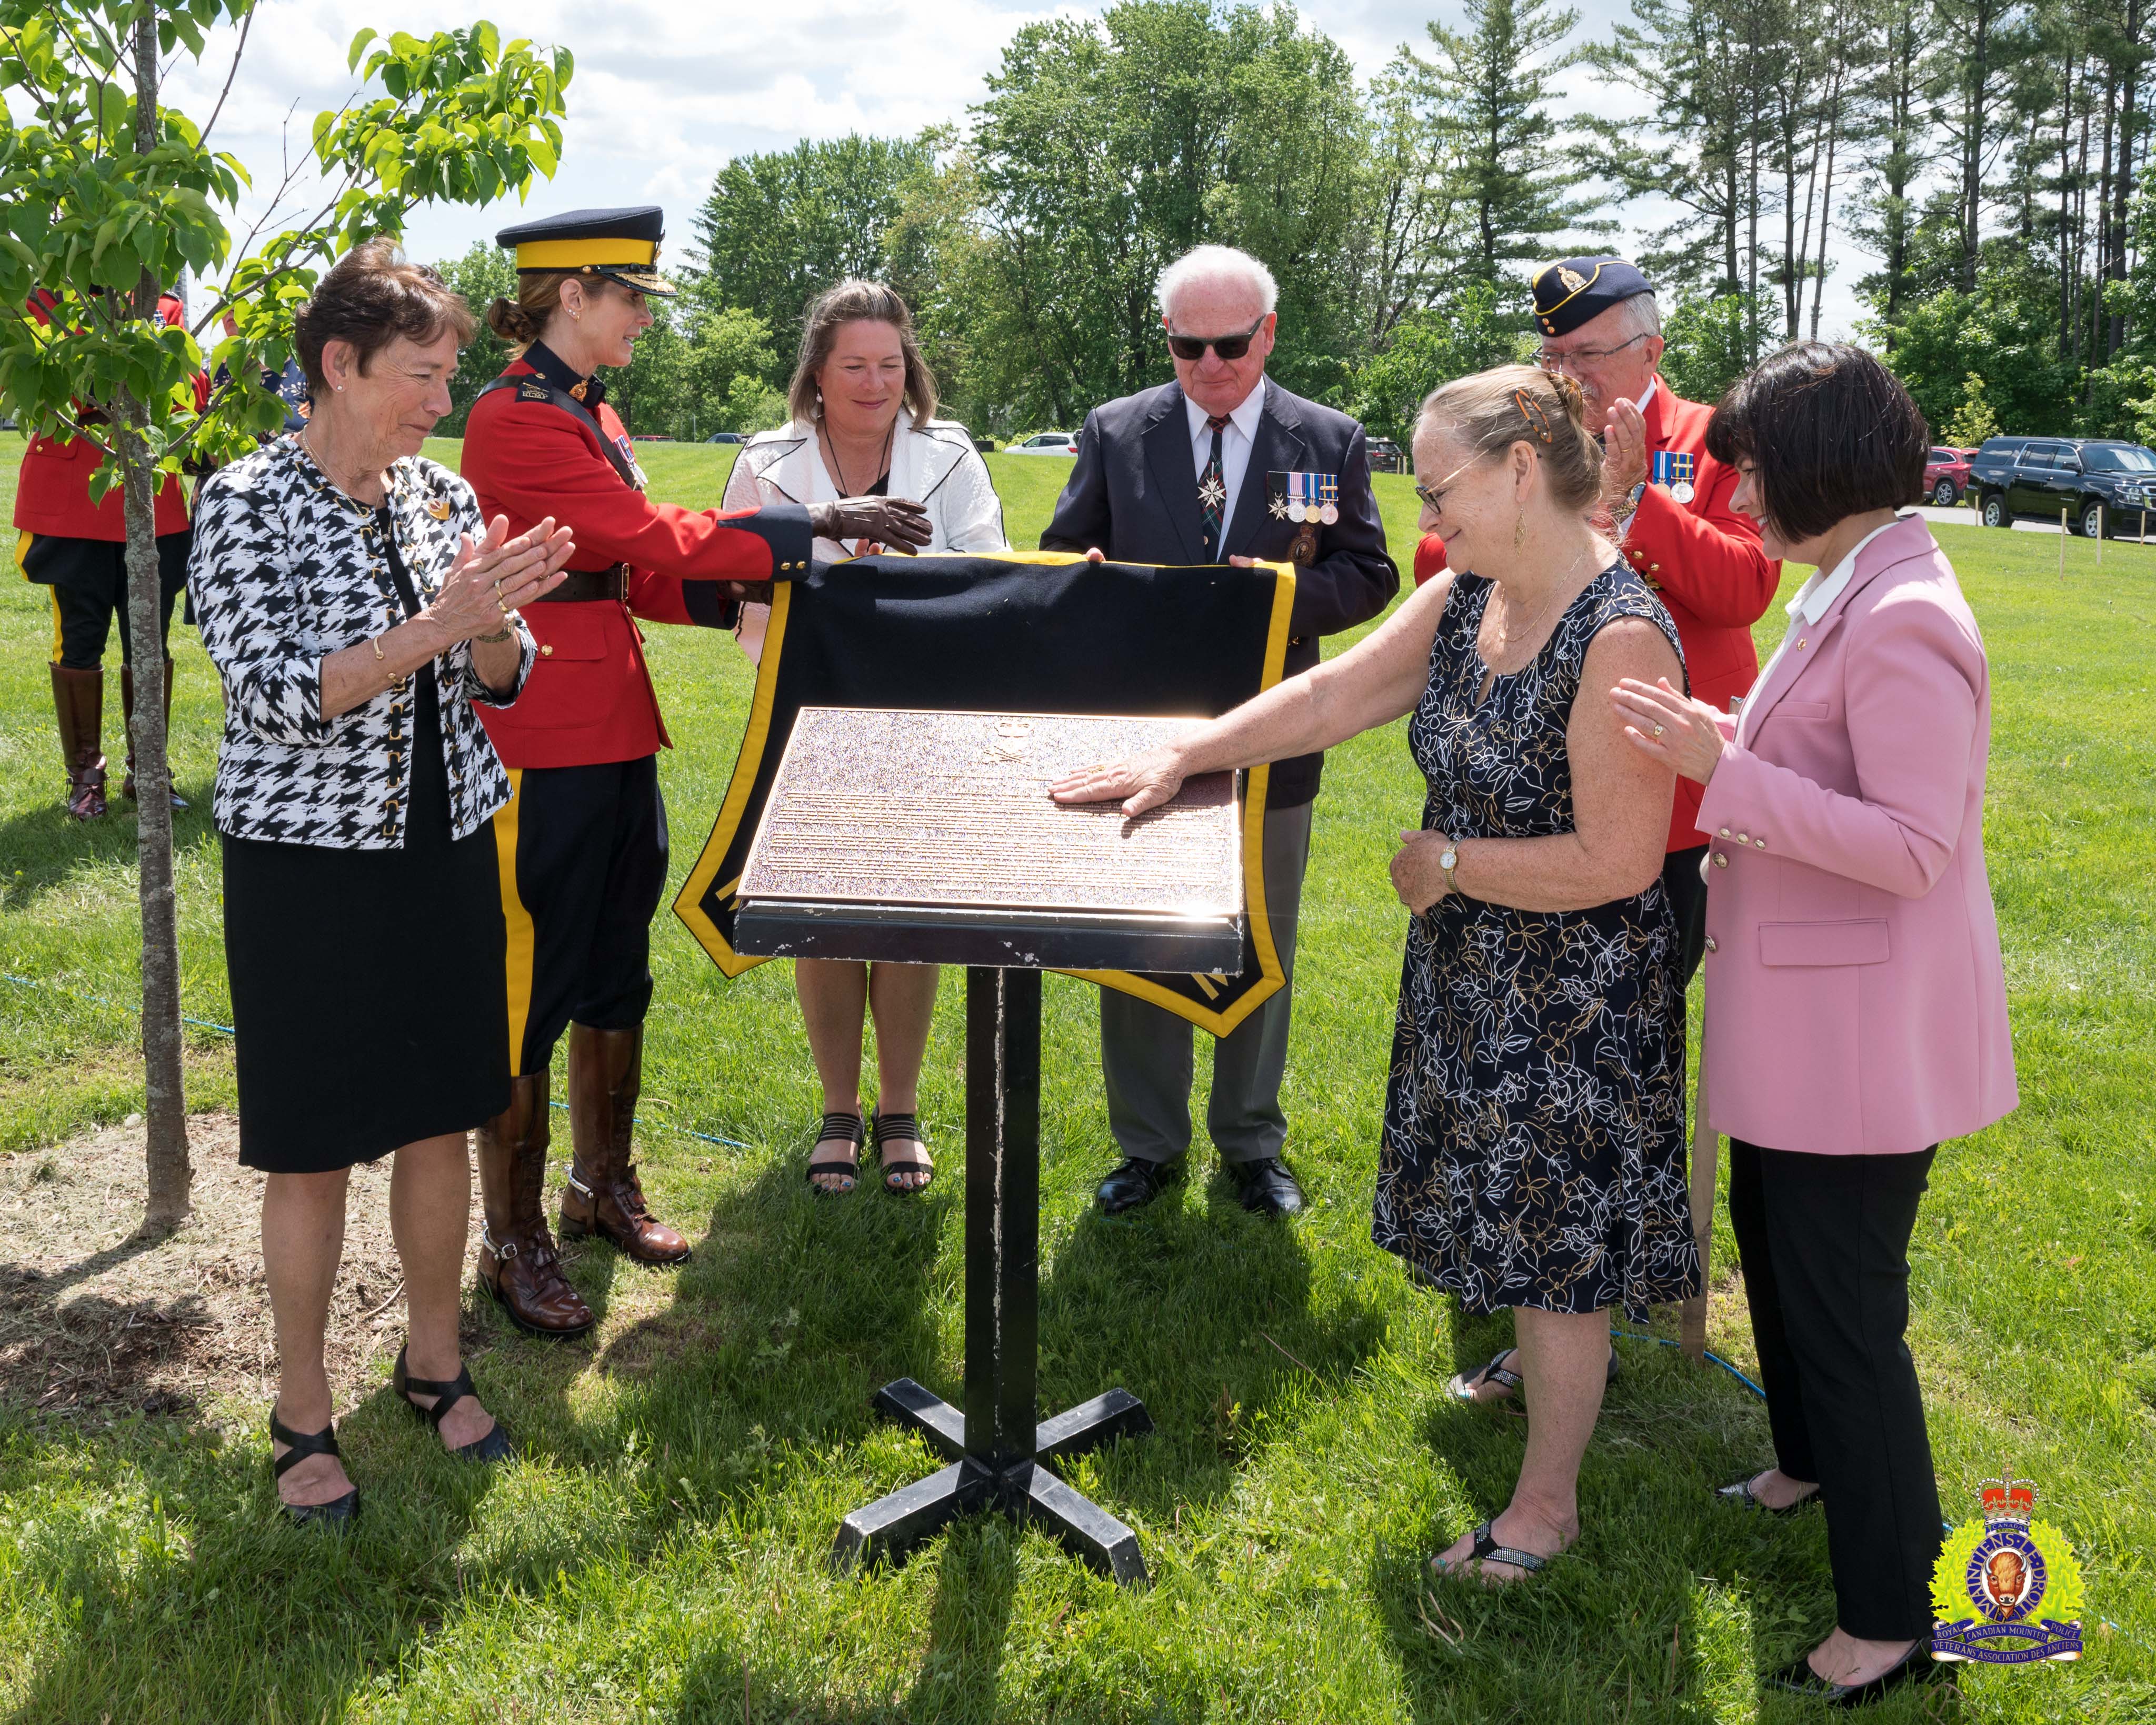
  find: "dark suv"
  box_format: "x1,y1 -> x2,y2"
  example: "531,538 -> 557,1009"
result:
1968,436 -> 2156,537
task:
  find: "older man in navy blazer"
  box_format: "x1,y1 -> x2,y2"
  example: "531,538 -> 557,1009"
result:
1042,244 -> 1398,1218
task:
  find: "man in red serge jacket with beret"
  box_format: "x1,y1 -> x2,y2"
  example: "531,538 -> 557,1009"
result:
458,206 -> 929,1338
1412,256 -> 1779,978
15,287 -> 205,820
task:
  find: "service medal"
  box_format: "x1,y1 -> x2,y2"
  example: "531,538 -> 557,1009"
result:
1653,449 -> 1696,506
1317,473 -> 1340,526
1671,481 -> 1695,504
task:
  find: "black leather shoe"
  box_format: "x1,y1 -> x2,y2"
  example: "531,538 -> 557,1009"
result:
1768,1641 -> 1952,1709
1095,1157 -> 1179,1215
1229,1156 -> 1304,1217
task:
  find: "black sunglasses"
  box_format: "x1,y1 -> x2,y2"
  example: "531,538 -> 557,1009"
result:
1166,316 -> 1266,363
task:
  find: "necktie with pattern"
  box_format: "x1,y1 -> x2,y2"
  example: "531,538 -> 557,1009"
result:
1199,414 -> 1230,555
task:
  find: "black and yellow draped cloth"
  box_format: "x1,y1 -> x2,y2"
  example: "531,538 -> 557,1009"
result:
673,551 -> 1296,1035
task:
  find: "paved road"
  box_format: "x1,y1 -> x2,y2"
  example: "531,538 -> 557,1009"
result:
1913,501 -> 2156,539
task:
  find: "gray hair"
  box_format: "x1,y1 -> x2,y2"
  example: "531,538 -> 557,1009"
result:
1610,290 -> 1662,340
1156,245 -> 1277,323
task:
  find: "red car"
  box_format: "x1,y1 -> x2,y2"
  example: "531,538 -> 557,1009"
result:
1922,445 -> 1975,506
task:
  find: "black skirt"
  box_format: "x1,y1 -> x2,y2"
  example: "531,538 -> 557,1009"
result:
222,524 -> 509,1173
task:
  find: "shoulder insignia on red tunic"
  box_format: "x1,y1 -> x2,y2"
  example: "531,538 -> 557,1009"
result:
518,382 -> 550,402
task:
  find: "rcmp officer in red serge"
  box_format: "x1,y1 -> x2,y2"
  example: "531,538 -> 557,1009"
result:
459,206 -> 930,1338
14,287 -> 204,820
1412,256 -> 1779,975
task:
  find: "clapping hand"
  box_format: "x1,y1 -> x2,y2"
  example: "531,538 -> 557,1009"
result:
1602,396 -> 1649,512
430,514 -> 573,641
812,495 -> 932,553
1610,676 -> 1726,784
1050,746 -> 1188,819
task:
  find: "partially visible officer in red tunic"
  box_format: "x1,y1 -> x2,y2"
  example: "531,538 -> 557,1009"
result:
458,207 -> 931,1337
1412,257 -> 1779,977
14,288 -> 205,819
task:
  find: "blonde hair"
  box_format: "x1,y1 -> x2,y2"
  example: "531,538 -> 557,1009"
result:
1416,364 -> 1603,512
788,280 -> 937,431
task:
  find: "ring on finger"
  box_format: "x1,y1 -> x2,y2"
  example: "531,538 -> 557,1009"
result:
1652,723 -> 1665,736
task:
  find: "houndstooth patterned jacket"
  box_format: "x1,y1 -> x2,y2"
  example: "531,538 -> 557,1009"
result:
188,438 -> 535,849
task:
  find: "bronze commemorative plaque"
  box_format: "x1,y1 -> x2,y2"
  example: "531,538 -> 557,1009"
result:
739,708 -> 1241,919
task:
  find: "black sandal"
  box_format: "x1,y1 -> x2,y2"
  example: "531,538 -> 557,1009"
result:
808,1111 -> 866,1194
270,1410 -> 359,1528
1718,1470 -> 1823,1516
393,1347 -> 514,1462
1446,1344 -> 1620,1408
872,1109 -> 934,1194
1429,1520 -> 1557,1584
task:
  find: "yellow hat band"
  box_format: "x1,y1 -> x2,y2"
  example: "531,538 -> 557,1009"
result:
514,237 -> 657,271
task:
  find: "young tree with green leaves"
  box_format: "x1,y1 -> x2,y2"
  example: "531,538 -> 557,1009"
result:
0,0 -> 570,1231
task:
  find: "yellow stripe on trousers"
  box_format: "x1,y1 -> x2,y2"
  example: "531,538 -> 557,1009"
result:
492,768 -> 538,1076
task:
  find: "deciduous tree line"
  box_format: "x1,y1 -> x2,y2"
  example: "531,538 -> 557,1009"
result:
465,0 -> 2155,451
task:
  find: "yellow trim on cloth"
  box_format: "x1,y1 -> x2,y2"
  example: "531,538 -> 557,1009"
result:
672,555 -> 1299,1039
492,768 -> 538,1075
515,237 -> 657,270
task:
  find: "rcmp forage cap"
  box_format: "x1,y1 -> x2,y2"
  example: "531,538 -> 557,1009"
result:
495,206 -> 675,297
1532,255 -> 1655,337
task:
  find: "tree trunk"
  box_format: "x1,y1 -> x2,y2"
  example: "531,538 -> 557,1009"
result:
126,0 -> 191,1234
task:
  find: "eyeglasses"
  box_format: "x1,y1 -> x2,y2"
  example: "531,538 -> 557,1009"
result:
1536,331 -> 1652,372
1413,455 -> 1482,515
1166,316 -> 1267,363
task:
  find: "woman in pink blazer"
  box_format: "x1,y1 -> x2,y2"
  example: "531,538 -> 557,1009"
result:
1613,344 -> 2015,1710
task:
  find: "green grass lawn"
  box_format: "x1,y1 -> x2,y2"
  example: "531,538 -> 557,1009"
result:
1,432 -> 2151,1721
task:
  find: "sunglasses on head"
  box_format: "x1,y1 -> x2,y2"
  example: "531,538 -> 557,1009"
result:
1166,316 -> 1266,363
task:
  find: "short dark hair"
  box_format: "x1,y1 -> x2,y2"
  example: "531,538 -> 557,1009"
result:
1705,342 -> 1928,543
292,238 -> 476,394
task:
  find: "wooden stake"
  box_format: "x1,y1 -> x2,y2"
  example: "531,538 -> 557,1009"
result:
2061,509 -> 2069,577
2097,507 -> 2103,566
1680,1030 -> 1714,1364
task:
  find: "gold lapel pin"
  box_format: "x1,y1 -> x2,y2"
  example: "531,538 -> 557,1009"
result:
425,497 -> 452,521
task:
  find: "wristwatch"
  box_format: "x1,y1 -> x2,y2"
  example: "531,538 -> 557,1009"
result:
1440,846 -> 1460,895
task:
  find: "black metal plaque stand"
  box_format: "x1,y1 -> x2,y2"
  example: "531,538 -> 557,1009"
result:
829,966 -> 1154,1586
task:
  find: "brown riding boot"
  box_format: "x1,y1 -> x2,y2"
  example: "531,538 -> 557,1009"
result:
50,664 -> 106,820
475,1069 -> 596,1338
560,1023 -> 691,1264
119,657 -> 186,806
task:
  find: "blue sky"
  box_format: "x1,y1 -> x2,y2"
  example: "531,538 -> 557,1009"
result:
161,0 -> 1870,340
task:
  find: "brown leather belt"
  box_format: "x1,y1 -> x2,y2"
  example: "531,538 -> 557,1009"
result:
532,563 -> 630,603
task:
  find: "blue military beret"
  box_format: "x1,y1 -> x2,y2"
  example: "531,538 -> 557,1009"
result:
1531,256 -> 1655,338
495,206 -> 675,298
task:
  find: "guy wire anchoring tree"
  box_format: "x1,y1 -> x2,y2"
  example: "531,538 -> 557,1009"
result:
0,0 -> 571,1234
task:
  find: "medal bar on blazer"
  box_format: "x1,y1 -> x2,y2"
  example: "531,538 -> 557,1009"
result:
1652,449 -> 1696,505
1267,471 -> 1341,526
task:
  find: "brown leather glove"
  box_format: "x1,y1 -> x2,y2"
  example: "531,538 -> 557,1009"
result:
810,495 -> 933,553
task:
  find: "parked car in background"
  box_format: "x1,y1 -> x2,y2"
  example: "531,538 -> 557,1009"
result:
1920,445 -> 1975,505
1969,436 -> 2156,536
1006,431 -> 1079,455
1367,436 -> 1406,474
706,431 -> 744,444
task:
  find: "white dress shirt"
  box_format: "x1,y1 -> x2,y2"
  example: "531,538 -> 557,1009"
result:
1185,378 -> 1269,551
1736,515 -> 1903,746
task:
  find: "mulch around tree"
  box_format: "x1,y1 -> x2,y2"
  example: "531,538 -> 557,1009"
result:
0,1115 -> 482,1421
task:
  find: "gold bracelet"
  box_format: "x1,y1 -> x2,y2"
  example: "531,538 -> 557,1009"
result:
372,635 -> 385,661
476,625 -> 514,643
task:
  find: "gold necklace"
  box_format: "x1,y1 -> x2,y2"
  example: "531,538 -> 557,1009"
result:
1486,542 -> 1599,662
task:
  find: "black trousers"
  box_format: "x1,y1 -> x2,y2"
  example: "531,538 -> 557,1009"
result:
488,755 -> 668,1077
21,532 -> 190,668
1727,1138 -> 1944,1640
1662,843 -> 1709,984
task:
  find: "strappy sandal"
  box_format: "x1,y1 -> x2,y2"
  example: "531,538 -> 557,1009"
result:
871,1109 -> 934,1194
270,1411 -> 358,1528
1428,1520 -> 1560,1586
1717,1470 -> 1823,1516
807,1111 -> 866,1194
1446,1344 -> 1620,1409
392,1347 -> 514,1462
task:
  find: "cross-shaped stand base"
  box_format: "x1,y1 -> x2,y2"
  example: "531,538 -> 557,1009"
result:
829,968 -> 1154,1587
